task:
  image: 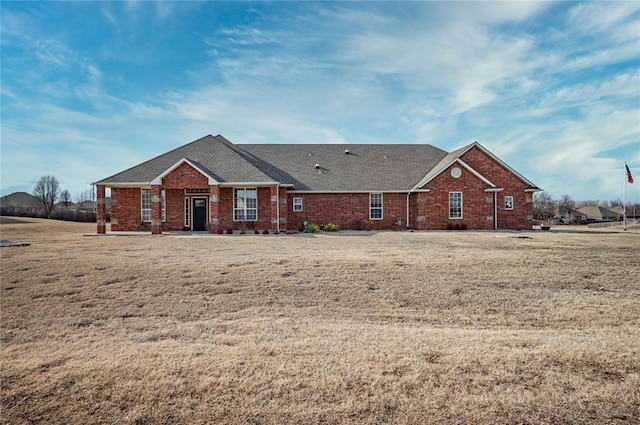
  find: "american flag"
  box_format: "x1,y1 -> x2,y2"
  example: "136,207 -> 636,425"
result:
626,164 -> 634,184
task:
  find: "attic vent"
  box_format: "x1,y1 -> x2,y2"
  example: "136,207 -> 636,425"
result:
345,149 -> 350,155
384,155 -> 389,159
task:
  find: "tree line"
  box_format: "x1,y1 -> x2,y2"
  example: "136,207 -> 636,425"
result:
533,191 -> 639,221
1,175 -> 99,222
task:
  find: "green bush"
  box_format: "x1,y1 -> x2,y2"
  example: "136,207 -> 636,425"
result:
322,222 -> 339,232
304,223 -> 320,233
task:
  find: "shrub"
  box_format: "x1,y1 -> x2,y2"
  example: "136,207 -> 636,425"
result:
447,223 -> 455,230
226,229 -> 233,234
354,218 -> 366,231
322,222 -> 339,232
262,229 -> 270,235
304,223 -> 320,233
217,229 -> 224,234
460,223 -> 468,230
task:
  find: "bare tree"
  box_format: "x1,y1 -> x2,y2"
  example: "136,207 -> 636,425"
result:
576,200 -> 600,208
74,188 -> 93,203
33,175 -> 60,218
60,190 -> 72,208
609,199 -> 624,208
556,194 -> 576,223
533,191 -> 556,220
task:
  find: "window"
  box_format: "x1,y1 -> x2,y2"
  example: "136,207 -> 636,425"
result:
505,196 -> 514,210
370,193 -> 383,220
234,188 -> 257,221
293,197 -> 303,212
184,198 -> 190,227
161,190 -> 166,222
185,188 -> 209,194
141,189 -> 165,222
449,191 -> 462,219
141,189 -> 151,222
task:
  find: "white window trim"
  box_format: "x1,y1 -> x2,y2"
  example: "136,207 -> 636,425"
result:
370,193 -> 383,220
505,195 -> 514,210
141,189 -> 151,222
449,191 -> 463,219
293,197 -> 303,212
161,189 -> 166,222
233,188 -> 258,221
141,189 -> 165,223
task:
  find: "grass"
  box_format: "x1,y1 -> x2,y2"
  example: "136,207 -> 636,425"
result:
1,218 -> 639,424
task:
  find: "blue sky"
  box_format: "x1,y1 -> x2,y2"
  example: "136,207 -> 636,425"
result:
1,1 -> 639,203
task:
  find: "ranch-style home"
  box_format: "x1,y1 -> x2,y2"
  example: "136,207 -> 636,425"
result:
95,134 -> 540,234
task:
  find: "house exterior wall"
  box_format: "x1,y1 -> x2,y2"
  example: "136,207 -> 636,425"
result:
416,163 -> 494,230
285,192 -> 408,231
104,145 -> 535,233
110,187 -> 145,231
459,146 -> 533,230
162,162 -> 209,189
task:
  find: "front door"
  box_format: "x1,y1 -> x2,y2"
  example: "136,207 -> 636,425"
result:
192,198 -> 207,231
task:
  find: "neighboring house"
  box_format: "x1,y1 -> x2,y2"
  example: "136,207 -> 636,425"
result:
95,135 -> 540,234
574,205 -> 619,223
0,192 -> 38,216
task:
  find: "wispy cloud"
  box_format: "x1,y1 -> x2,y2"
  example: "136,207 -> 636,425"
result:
1,1 -> 638,202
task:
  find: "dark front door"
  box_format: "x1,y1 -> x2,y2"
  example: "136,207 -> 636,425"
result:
192,198 -> 207,231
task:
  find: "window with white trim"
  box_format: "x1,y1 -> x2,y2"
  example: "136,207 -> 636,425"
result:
234,188 -> 257,221
141,189 -> 165,222
449,191 -> 462,219
161,190 -> 166,222
370,193 -> 383,220
505,196 -> 514,210
141,189 -> 151,222
293,197 -> 303,212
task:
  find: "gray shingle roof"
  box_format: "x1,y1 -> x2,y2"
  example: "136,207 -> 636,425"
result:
101,134 -> 527,191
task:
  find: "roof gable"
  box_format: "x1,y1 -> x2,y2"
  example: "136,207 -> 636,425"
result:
413,142 -> 540,191
151,158 -> 218,185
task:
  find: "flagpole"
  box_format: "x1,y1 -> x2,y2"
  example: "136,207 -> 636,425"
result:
624,162 -> 627,231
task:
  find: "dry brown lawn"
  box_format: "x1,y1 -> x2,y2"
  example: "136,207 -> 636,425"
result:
1,218 -> 639,424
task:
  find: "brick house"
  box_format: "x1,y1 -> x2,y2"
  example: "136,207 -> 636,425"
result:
95,134 -> 540,234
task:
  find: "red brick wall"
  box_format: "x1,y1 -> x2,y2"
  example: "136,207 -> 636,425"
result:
110,187 -> 146,231
459,146 -> 533,230
162,162 -> 209,189
217,187 -> 277,232
285,192 -> 408,231
417,163 -> 494,230
165,189 -> 186,230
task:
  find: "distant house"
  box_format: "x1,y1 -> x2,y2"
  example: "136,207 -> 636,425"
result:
95,135 -> 541,234
574,205 -> 620,223
0,192 -> 38,216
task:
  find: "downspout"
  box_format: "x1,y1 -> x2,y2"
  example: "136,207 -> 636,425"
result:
494,191 -> 498,230
276,183 -> 281,233
406,191 -> 411,230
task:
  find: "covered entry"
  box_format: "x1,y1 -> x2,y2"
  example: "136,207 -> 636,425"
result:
192,198 -> 207,231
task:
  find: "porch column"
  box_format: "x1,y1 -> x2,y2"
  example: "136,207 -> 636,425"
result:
209,185 -> 220,233
151,185 -> 163,235
96,185 -> 106,234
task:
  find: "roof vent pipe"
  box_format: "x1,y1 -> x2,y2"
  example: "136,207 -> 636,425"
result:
345,149 -> 350,154
315,164 -> 320,169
